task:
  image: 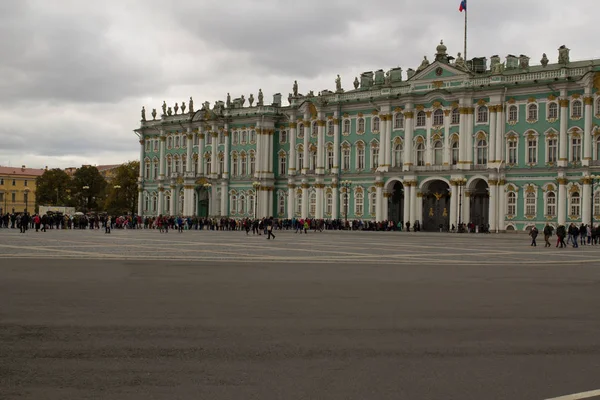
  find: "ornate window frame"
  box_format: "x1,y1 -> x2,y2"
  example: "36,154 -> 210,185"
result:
372,116 -> 380,133
505,131 -> 519,166
327,120 -> 334,137
505,184 -> 518,219
341,141 -> 351,171
543,183 -> 557,219
392,137 -> 404,167
451,108 -> 460,125
370,140 -> 379,170
450,133 -> 459,165
415,111 -> 426,127
571,99 -> 583,120
523,184 -> 538,219
354,186 -> 364,217
568,128 -> 582,163
280,130 -> 288,144
357,117 -> 365,134
547,101 -> 559,122
507,104 -> 519,125
544,128 -> 558,165
568,183 -> 582,220
527,103 -> 538,123
415,136 -> 426,167
355,140 -> 366,170
432,109 -> 444,127
368,187 -> 377,217
474,131 -> 488,166
393,112 -> 404,130
476,105 -> 489,124
342,119 -> 351,135
524,130 -> 539,166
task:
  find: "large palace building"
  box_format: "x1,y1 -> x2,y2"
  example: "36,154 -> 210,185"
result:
135,41 -> 600,232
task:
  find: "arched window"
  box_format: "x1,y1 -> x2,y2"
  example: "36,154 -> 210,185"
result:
477,106 -> 488,123
241,130 -> 248,144
372,117 -> 380,132
570,191 -> 581,217
342,146 -> 350,170
297,124 -> 304,139
167,136 -> 173,149
527,137 -> 537,164
311,121 -> 318,137
527,104 -> 538,121
145,140 -> 150,152
280,130 -> 287,143
548,102 -> 558,120
507,139 -> 518,164
309,191 -> 317,217
451,108 -> 460,125
247,194 -> 254,215
507,192 -> 516,216
182,136 -> 187,149
572,100 -> 583,119
165,193 -> 171,214
232,155 -> 238,176
327,120 -> 334,136
217,155 -> 223,175
144,160 -> 150,179
279,154 -> 287,175
371,143 -> 379,169
298,151 -> 304,171
182,158 -> 187,173
175,136 -> 180,148
547,137 -> 558,163
278,194 -> 285,216
451,140 -> 459,165
239,195 -> 246,214
369,192 -> 377,216
546,192 -> 556,217
327,147 -> 334,170
240,154 -> 247,175
250,151 -> 256,174
233,131 -> 239,144
206,157 -> 211,175
393,143 -> 403,167
357,145 -> 365,169
358,118 -> 365,132
296,192 -> 302,216
325,192 -> 333,215
595,136 -> 600,161
596,98 -> 600,116
250,130 -> 256,144
166,156 -> 172,176
416,142 -> 425,166
571,136 -> 582,162
144,192 -> 150,211
310,149 -> 317,170
433,140 -> 443,165
525,192 -> 536,216
508,105 -> 518,122
394,113 -> 404,129
433,109 -> 444,126
594,191 -> 600,217
152,194 -> 158,212
174,155 -> 180,174
231,195 -> 238,215
152,159 -> 158,179
416,111 -> 426,127
476,139 -> 487,165
343,119 -> 350,134
355,191 -> 364,216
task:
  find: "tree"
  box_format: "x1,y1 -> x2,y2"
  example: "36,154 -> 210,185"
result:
35,169 -> 72,207
72,165 -> 107,212
104,161 -> 139,215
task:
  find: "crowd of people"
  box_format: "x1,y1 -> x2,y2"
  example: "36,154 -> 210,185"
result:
530,222 -> 600,248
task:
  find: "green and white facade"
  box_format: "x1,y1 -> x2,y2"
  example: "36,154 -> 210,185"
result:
135,42 -> 600,231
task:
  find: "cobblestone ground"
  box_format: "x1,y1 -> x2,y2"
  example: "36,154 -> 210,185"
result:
0,228 -> 598,265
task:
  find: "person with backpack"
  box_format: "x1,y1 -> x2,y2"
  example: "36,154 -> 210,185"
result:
529,226 -> 539,247
543,223 -> 554,247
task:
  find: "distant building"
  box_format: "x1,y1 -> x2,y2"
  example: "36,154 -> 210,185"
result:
64,164 -> 121,180
0,165 -> 45,214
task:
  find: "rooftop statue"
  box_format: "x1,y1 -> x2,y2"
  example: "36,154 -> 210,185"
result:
167,107 -> 172,116
181,101 -> 186,113
249,93 -> 254,106
141,106 -> 146,121
335,74 -> 342,92
293,80 -> 298,96
257,89 -> 263,106
558,45 -> 570,64
455,52 -> 466,69
417,56 -> 430,72
189,97 -> 194,113
174,103 -> 179,115
241,94 -> 246,107
541,53 -> 549,67
353,77 -> 359,89
162,101 -> 167,116
151,108 -> 157,120
288,93 -> 292,104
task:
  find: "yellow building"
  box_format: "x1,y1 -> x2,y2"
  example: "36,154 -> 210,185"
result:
0,165 -> 45,214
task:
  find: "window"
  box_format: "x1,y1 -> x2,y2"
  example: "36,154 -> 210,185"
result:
570,192 -> 581,217
145,140 -> 150,152
342,147 -> 350,170
433,109 -> 444,126
175,136 -> 180,148
416,142 -> 425,166
393,143 -> 403,167
165,194 -> 171,213
239,195 -> 246,214
311,121 -> 318,138
594,192 -> 600,217
152,194 -> 157,212
548,102 -> 558,120
24,180 -> 28,187
369,192 -> 377,216
296,192 -> 302,216
507,192 -> 516,216
571,137 -> 582,162
477,106 -> 488,123
309,192 -> 316,217
241,155 -> 247,175
250,152 -> 256,174
371,145 -> 379,169
218,156 -> 223,175
358,118 -> 365,132
355,191 -> 364,216
153,159 -> 159,178
451,141 -> 459,165
343,120 -> 350,134
433,141 -> 443,165
206,157 -> 211,175
476,139 -> 487,165
310,150 -> 317,171
596,98 -> 600,116
372,117 -> 380,132
0,193 -> 3,203
298,152 -> 304,171
250,130 -> 256,144
233,131 -> 239,145
278,195 -> 285,216
246,195 -> 253,215
232,157 -> 238,176
508,140 -> 518,164
327,120 -> 334,136
527,137 -> 537,164
525,192 -> 536,216
241,130 -> 248,144
206,134 -> 212,145
357,146 -> 365,169
231,195 -> 238,215
167,136 -> 172,149
327,148 -> 334,170
298,124 -> 304,139
596,136 -> 600,160
572,100 -> 583,119
279,154 -> 287,175
144,193 -> 149,211
394,113 -> 404,129
154,139 -> 158,152
12,179 -> 16,186
527,104 -> 538,121
0,178 -> 3,185
508,105 -> 518,122
326,192 -> 333,215
547,138 -> 558,163
174,156 -> 180,174
12,192 -> 16,203
218,133 -> 224,145
182,136 -> 188,148
451,108 -> 460,125
416,111 -> 426,127
144,161 -> 150,179
546,192 -> 556,217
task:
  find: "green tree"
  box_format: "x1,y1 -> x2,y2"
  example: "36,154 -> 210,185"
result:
104,161 -> 139,215
35,168 -> 73,206
72,165 -> 107,212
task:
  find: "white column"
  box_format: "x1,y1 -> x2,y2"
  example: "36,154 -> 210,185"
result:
316,184 -> 324,219
169,186 -> 176,216
316,118 -> 325,175
375,183 -> 383,222
159,133 -> 166,178
582,180 -> 592,226
410,182 -> 417,225
496,105 -> 504,162
558,178 -> 567,225
458,106 -> 467,166
425,111 -> 432,165
449,182 -> 458,229
268,129 -> 274,174
384,114 -> 391,169
382,192 -> 389,221
139,138 -> 145,177
333,113 -> 340,174
378,115 -> 387,170
303,119 -> 310,174
466,108 -> 474,165
497,180 -> 506,231
403,184 -> 411,225
186,129 -> 193,173
332,186 -> 339,220
403,108 -> 414,170
583,95 -> 593,166
463,192 -> 471,225
197,132 -> 205,175
287,184 -> 295,219
489,107 -> 497,163
211,132 -> 218,178
289,121 -> 297,175
488,180 -> 497,232
221,181 -> 228,217
158,188 -> 164,216
137,188 -> 143,216
223,128 -> 230,179
559,95 -> 569,167
185,185 -> 195,216
416,192 -> 423,225
443,111 -> 450,166
301,183 -> 308,218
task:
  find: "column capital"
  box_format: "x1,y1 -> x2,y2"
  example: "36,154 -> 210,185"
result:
289,122 -> 297,128
584,96 -> 594,106
375,181 -> 385,188
557,177 -> 569,185
404,111 -> 414,119
160,136 -> 166,142
488,179 -> 498,186
559,99 -> 570,107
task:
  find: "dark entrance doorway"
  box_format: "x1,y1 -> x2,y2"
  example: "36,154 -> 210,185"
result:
469,179 -> 489,229
196,187 -> 209,217
387,181 -> 405,224
422,180 -> 450,232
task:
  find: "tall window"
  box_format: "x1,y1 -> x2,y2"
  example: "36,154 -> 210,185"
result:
355,191 -> 364,216
594,192 -> 600,217
570,192 -> 581,217
528,104 -> 538,121
508,140 -> 518,164
342,147 -> 350,170
298,152 -> 304,171
280,130 -> 287,143
145,141 -> 150,152
451,108 -> 460,125
546,192 -> 556,217
394,113 -> 404,129
233,131 -> 239,145
358,118 -> 365,132
250,130 -> 256,143
153,159 -> 158,179
596,98 -> 600,116
152,194 -> 157,212
416,142 -> 425,166
241,130 -> 248,144
477,106 -> 488,123
206,157 -> 211,175
144,193 -> 149,211
527,138 -> 537,164
279,155 -> 287,175
394,143 -> 403,167
451,141 -> 459,165
596,136 -> 600,161
144,161 -> 150,179
167,136 -> 173,149
296,192 -> 302,216
548,102 -> 558,119
166,156 -> 172,176
357,146 -> 365,169
371,145 -> 379,169
241,195 -> 248,214
310,150 -> 317,171
327,148 -> 334,170
525,192 -> 536,216
174,156 -> 180,174
571,137 -> 582,162
372,117 -> 380,132
278,195 -> 285,216
326,192 -> 333,215
433,109 -> 444,126
231,195 -> 238,215
416,111 -> 426,127
241,156 -> 247,175
232,157 -> 238,176
175,136 -> 180,148
507,192 -> 516,216
311,121 -> 318,137
182,158 -> 187,174
297,125 -> 304,139
250,152 -> 256,174
369,193 -> 377,216
547,138 -> 558,163
508,105 -> 518,122
343,120 -> 350,134
309,192 -> 316,216
327,120 -> 334,136
476,139 -> 487,165
572,100 -> 583,119
433,141 -> 443,165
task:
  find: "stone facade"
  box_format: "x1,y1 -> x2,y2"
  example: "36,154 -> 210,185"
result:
135,42 -> 600,232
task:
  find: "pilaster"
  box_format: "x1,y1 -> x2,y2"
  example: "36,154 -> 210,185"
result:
559,93 -> 569,167
557,177 -> 568,225
403,107 -> 414,171
583,96 -> 593,166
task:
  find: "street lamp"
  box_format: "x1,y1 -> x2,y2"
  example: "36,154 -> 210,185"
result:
340,179 -> 352,229
252,181 -> 260,219
455,178 -> 467,233
585,174 -> 600,229
203,183 -> 212,216
24,188 -> 30,214
82,185 -> 90,213
114,185 -> 122,212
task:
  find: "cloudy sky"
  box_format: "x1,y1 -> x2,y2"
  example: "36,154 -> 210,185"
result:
1,0 -> 597,169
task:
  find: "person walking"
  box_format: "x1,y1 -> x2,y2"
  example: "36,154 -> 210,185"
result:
543,223 -> 553,247
556,224 -> 567,248
266,217 -> 275,240
105,217 -> 111,234
529,226 -> 538,247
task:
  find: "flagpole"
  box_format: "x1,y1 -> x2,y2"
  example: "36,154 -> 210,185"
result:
464,4 -> 468,61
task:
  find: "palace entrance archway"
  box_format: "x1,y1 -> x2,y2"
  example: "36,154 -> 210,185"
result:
469,179 -> 489,229
196,186 -> 210,217
421,179 -> 450,231
387,181 -> 405,224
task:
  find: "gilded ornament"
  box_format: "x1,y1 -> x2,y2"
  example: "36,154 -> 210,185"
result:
559,99 -> 570,107
584,97 -> 594,106
507,98 -> 516,104
572,93 -> 581,99
432,101 -> 442,109
527,97 -> 536,103
477,99 -> 487,106
416,105 -> 425,111
432,81 -> 444,89
404,111 -> 414,118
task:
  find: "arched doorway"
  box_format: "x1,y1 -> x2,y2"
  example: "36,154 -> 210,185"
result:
421,179 -> 450,231
469,179 -> 489,229
387,181 -> 405,224
196,186 -> 210,217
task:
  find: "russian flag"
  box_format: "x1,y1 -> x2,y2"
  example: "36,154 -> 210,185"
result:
459,0 -> 466,12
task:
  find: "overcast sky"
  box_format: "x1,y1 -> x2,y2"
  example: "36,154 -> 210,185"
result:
1,0 -> 597,169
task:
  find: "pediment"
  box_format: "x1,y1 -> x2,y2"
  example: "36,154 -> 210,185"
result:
409,61 -> 471,82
